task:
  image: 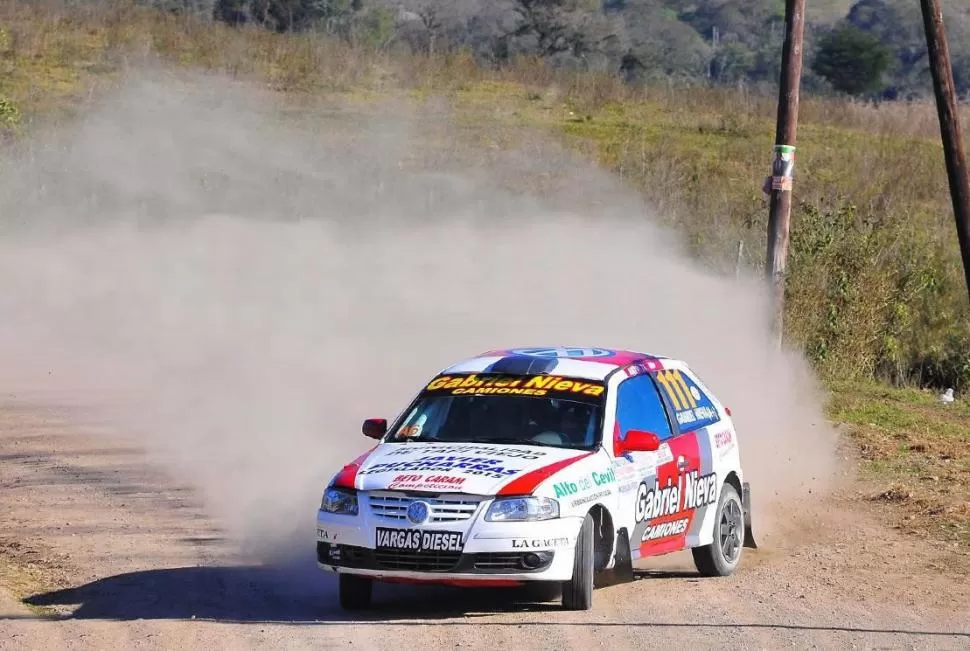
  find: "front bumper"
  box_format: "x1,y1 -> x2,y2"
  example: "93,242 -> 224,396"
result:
316,507 -> 583,583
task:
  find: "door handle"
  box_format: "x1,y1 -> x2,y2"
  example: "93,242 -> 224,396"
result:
677,456 -> 689,470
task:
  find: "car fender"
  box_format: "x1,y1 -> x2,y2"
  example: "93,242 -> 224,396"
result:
530,449 -> 622,568
679,420 -> 743,549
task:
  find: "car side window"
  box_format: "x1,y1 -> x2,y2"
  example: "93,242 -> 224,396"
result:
615,374 -> 675,442
650,368 -> 721,433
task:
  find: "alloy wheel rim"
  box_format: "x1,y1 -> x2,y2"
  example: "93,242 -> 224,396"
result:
718,498 -> 743,563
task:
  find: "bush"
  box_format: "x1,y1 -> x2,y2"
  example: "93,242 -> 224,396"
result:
0,96 -> 21,135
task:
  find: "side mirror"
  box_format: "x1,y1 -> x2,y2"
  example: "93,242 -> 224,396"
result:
617,429 -> 661,454
362,418 -> 387,440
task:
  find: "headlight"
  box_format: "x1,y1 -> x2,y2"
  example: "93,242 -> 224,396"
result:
320,487 -> 358,515
484,496 -> 559,522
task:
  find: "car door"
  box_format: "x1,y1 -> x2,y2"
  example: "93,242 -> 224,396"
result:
647,366 -> 722,548
610,372 -> 688,558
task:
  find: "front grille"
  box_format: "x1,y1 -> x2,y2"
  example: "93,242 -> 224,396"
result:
317,543 -> 554,574
373,549 -> 462,572
472,553 -> 526,571
367,492 -> 484,523
472,552 -> 554,572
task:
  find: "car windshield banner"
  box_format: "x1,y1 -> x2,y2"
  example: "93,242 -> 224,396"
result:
421,373 -> 605,403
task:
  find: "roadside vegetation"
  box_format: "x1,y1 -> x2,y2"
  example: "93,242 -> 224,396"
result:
1,0 -> 968,550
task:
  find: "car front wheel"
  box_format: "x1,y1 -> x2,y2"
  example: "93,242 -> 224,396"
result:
692,483 -> 745,577
561,513 -> 594,610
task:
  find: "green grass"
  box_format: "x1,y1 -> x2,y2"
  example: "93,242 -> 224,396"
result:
828,381 -> 970,548
0,552 -> 61,618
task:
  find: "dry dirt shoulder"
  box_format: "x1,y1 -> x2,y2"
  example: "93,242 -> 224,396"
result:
1,396 -> 969,650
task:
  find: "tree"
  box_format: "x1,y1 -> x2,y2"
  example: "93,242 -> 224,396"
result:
500,0 -> 616,60
615,1 -> 711,82
812,24 -> 893,96
844,0 -> 970,98
387,0 -> 468,55
213,0 -> 363,33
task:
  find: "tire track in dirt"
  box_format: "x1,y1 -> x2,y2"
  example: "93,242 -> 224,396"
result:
1,397 -> 969,650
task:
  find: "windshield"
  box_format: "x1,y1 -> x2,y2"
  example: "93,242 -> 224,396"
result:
386,373 -> 606,450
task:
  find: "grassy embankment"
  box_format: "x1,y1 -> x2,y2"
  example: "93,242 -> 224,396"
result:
1,0 -> 968,551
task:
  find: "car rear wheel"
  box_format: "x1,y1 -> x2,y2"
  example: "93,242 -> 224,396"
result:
692,483 -> 744,577
338,573 -> 373,610
561,513 -> 594,610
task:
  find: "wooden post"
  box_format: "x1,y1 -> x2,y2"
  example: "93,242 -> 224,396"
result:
920,0 -> 970,303
765,0 -> 806,349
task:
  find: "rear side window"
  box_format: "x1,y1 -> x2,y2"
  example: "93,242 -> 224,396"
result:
615,374 -> 675,441
650,368 -> 720,432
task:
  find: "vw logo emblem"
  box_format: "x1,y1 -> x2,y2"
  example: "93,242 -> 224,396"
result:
509,347 -> 614,358
406,501 -> 430,525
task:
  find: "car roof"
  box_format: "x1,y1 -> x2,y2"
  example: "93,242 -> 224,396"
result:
439,347 -> 679,381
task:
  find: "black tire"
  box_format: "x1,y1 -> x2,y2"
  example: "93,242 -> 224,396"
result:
561,513 -> 595,610
338,573 -> 373,610
692,482 -> 745,577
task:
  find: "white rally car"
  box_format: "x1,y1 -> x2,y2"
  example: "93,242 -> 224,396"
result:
316,347 -> 756,611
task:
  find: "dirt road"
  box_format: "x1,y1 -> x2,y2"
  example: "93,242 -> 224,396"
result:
1,394 -> 969,650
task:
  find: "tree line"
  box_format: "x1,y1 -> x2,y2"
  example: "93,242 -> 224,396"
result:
154,0 -> 970,100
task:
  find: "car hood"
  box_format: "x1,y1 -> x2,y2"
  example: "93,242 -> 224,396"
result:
349,441 -> 591,496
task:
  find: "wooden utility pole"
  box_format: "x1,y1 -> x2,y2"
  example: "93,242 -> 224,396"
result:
765,0 -> 806,349
919,0 -> 970,302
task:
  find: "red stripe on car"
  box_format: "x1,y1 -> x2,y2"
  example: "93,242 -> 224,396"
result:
638,431 -> 701,556
331,446 -> 377,490
496,452 -> 594,496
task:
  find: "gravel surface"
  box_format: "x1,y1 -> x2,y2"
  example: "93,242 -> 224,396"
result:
1,395 -> 969,650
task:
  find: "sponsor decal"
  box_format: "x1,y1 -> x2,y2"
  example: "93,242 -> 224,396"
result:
613,458 -> 649,494
571,489 -> 611,507
623,360 -> 663,376
424,373 -> 605,398
591,467 -> 616,486
635,470 -> 719,522
635,477 -> 680,521
512,537 -> 570,549
375,527 -> 464,552
553,467 -> 615,498
399,425 -> 422,438
641,518 -> 689,542
612,460 -> 639,478
675,405 -> 718,426
652,369 -> 720,431
633,470 -> 718,546
553,479 -> 580,498
385,444 -> 546,460
388,474 -> 466,491
682,470 -> 718,510
714,429 -> 733,448
618,480 -> 639,494
656,444 -> 674,466
360,455 -> 521,479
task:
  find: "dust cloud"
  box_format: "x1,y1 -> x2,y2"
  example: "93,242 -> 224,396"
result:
0,66 -> 842,563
